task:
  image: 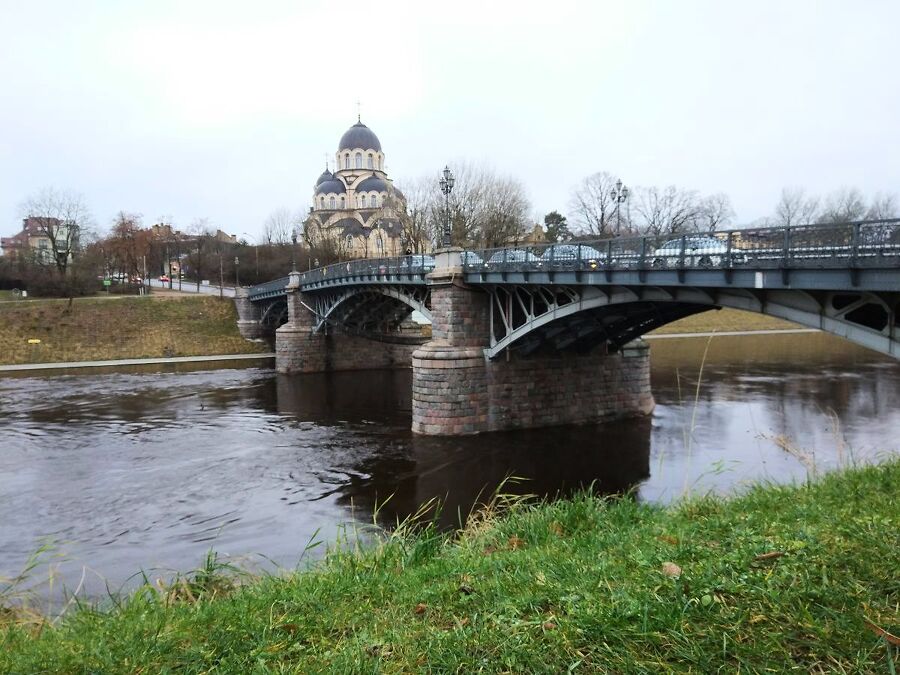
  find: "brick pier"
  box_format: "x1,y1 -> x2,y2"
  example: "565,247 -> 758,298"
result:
410,251 -> 654,435
275,273 -> 418,373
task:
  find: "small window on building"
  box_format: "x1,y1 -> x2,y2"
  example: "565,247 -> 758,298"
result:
346,235 -> 353,247
360,195 -> 367,208
371,194 -> 378,207
376,238 -> 383,251
344,154 -> 350,169
355,153 -> 362,169
367,154 -> 374,169
320,197 -> 325,208
340,196 -> 345,208
329,196 -> 335,209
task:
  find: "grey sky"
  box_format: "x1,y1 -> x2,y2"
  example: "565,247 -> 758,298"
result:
1,0 -> 898,241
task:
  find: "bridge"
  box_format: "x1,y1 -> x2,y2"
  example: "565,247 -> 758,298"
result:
235,219 -> 900,435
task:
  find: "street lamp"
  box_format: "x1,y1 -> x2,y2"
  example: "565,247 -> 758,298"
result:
439,165 -> 455,248
291,230 -> 298,272
610,178 -> 629,236
234,256 -> 240,287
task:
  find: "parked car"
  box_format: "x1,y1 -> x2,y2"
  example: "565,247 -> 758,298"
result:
158,275 -> 171,283
404,254 -> 435,270
651,236 -> 740,268
460,251 -> 484,267
486,249 -> 540,265
541,244 -> 605,268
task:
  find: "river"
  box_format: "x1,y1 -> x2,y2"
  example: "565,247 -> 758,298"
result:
1,332 -> 898,601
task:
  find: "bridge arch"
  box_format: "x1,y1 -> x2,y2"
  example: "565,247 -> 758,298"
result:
309,285 -> 432,334
483,284 -> 898,359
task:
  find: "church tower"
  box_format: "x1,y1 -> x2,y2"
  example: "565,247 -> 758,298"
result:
304,119 -> 409,259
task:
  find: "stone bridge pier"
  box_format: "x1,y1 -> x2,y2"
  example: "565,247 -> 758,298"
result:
411,251 -> 655,435
275,272 -> 418,374
234,288 -> 266,341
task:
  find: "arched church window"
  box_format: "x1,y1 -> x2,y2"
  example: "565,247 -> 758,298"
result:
329,196 -> 335,209
355,153 -> 362,169
346,235 -> 353,248
340,196 -> 345,209
360,195 -> 367,208
376,238 -> 383,251
367,154 -> 374,169
371,194 -> 378,207
344,154 -> 350,170
320,197 -> 325,208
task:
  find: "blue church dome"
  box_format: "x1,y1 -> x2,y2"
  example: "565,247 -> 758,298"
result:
338,121 -> 382,152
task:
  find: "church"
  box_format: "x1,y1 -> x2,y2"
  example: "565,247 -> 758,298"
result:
303,118 -> 411,259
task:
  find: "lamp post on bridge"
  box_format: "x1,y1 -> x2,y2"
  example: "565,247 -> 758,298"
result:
439,165 -> 455,248
234,256 -> 240,288
291,230 -> 297,272
610,178 -> 629,236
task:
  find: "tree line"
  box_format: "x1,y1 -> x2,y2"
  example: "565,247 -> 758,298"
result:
3,175 -> 897,297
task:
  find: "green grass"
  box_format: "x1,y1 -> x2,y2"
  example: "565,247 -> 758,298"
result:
0,296 -> 268,364
2,462 -> 898,673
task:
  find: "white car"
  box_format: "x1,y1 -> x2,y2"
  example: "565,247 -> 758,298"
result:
651,236 -> 736,268
460,251 -> 484,267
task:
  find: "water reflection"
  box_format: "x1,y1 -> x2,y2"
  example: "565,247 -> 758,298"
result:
0,333 -> 897,599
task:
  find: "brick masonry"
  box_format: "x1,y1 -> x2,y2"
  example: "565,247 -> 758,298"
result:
411,269 -> 653,435
234,288 -> 266,340
275,288 -> 419,374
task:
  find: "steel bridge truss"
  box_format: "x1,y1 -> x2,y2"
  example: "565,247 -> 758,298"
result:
484,284 -> 899,359
307,285 -> 432,335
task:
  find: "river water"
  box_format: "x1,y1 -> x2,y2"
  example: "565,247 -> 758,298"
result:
1,333 -> 898,601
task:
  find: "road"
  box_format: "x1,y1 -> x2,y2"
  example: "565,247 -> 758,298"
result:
145,278 -> 236,298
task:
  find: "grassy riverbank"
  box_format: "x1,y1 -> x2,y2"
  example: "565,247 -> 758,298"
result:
651,307 -> 799,334
2,462 -> 897,672
0,296 -> 268,365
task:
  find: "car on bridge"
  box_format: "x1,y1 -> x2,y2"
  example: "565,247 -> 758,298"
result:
540,244 -> 606,269
460,251 -> 484,267
651,236 -> 743,268
486,249 -> 541,267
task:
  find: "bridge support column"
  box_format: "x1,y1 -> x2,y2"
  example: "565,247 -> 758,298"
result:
275,273 -> 326,374
412,252 -> 655,436
234,288 -> 265,340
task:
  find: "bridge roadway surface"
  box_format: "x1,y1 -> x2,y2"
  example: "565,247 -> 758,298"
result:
244,219 -> 900,359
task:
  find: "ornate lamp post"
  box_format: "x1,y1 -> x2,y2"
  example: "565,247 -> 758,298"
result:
291,230 -> 297,272
234,256 -> 240,288
439,165 -> 455,248
610,178 -> 629,236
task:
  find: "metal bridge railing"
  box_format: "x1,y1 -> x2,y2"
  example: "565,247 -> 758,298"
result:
247,219 -> 900,298
296,254 -> 436,286
461,218 -> 900,273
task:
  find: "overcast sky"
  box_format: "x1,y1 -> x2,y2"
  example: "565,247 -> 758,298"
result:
1,0 -> 898,241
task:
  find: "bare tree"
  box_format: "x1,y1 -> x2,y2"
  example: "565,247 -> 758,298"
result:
569,172 -> 622,237
392,177 -> 437,253
19,187 -> 93,273
696,193 -> 735,232
865,192 -> 898,220
263,208 -> 299,245
773,187 -> 820,227
632,185 -> 702,237
478,175 -> 530,247
186,218 -> 215,291
821,188 -> 867,223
